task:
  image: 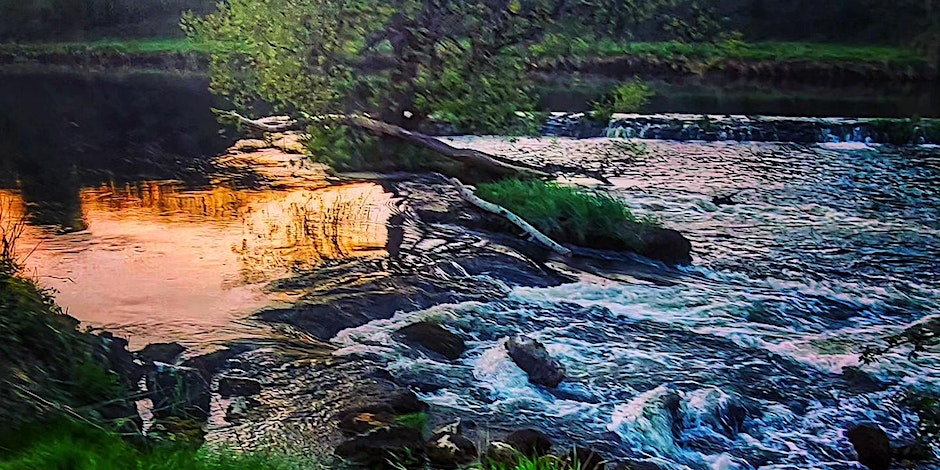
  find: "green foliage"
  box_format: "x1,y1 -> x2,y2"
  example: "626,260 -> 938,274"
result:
475,179 -> 658,250
0,420 -> 318,470
861,316 -> 939,363
482,453 -> 579,470
591,78 -> 653,122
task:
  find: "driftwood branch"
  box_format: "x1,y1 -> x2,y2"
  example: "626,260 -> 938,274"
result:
224,111 -> 299,133
446,176 -> 572,257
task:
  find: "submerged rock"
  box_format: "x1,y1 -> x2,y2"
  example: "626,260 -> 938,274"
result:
847,424 -> 892,470
506,336 -> 566,388
394,321 -> 466,360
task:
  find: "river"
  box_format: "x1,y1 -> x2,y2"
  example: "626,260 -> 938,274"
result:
0,71 -> 937,469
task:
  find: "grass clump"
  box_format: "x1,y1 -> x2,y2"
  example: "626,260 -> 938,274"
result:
0,420 -> 315,470
475,179 -> 658,251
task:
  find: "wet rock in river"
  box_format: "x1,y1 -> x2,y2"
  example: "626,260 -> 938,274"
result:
847,423 -> 892,470
634,226 -> 693,266
138,342 -> 185,365
503,428 -> 553,457
394,321 -> 466,360
334,426 -> 426,468
425,427 -> 477,468
506,336 -> 566,388
217,376 -> 262,397
338,389 -> 429,422
485,441 -> 519,468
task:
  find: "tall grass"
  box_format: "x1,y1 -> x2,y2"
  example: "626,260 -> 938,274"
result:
0,201 -> 27,274
475,179 -> 658,251
0,420 -> 319,470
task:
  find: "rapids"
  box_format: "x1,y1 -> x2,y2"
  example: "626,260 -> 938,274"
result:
332,138 -> 939,469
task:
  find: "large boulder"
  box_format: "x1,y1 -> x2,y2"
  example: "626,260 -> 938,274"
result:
847,424 -> 892,470
394,321 -> 466,360
506,336 -> 565,388
503,428 -> 553,457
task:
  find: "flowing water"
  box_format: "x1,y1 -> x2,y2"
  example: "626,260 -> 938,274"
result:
333,139 -> 940,469
1,71 -> 938,468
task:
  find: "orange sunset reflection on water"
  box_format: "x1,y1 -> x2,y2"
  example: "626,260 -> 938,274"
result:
0,181 -> 392,349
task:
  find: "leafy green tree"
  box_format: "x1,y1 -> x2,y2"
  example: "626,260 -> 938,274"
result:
183,0 -> 694,167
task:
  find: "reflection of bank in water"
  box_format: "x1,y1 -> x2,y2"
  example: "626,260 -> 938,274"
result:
0,180 -> 393,348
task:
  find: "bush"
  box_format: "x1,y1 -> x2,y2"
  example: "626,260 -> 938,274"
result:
475,179 -> 659,251
590,78 -> 654,123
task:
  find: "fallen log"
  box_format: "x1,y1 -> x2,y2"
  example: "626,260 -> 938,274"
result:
446,176 -> 572,257
224,111 -> 547,178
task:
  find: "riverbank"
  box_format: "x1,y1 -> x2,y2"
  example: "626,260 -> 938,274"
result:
1,38 -> 934,84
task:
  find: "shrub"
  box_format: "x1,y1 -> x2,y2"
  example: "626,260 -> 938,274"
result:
590,78 -> 654,123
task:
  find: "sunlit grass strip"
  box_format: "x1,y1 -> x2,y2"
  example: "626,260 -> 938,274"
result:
0,38 -> 246,56
475,179 -> 658,251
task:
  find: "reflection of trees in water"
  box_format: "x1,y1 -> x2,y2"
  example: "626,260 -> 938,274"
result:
73,181 -> 391,277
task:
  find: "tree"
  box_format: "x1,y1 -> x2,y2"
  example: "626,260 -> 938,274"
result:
183,0 -> 691,168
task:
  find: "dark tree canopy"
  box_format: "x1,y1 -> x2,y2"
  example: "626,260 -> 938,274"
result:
184,1 -> 713,131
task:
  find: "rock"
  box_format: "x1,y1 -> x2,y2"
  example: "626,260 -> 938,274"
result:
716,398 -> 749,438
182,346 -> 251,382
635,227 -> 693,265
847,424 -> 892,470
613,459 -> 670,470
338,412 -> 397,435
506,336 -> 565,388
503,428 -> 552,457
711,194 -> 739,206
341,389 -> 429,417
485,441 -> 519,468
225,396 -> 255,423
425,432 -> 477,468
147,364 -> 211,421
230,139 -> 269,153
138,342 -> 185,365
217,376 -> 262,397
565,447 -> 607,470
335,426 -> 425,468
92,332 -> 143,389
841,366 -> 887,393
394,321 -> 466,360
